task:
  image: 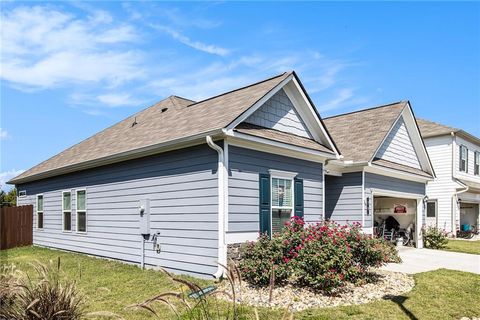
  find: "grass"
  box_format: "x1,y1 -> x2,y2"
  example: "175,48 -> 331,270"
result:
2,246 -> 479,320
442,239 -> 480,255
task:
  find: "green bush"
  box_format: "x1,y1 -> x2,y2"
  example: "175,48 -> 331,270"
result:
423,226 -> 449,249
239,218 -> 400,293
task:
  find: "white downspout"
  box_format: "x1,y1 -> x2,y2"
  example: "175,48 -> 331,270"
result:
206,136 -> 227,279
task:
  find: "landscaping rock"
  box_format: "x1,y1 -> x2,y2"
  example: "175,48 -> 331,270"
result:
219,270 -> 414,312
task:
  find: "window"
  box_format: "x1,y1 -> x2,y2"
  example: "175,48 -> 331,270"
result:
36,195 -> 44,229
459,145 -> 468,172
426,201 -> 437,218
76,190 -> 87,233
475,151 -> 480,176
271,177 -> 293,234
62,191 -> 72,231
19,190 -> 27,197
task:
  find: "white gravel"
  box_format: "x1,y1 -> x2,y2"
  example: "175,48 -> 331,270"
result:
219,270 -> 414,312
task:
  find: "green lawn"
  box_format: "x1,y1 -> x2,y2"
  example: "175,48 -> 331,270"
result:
2,246 -> 479,320
443,239 -> 480,255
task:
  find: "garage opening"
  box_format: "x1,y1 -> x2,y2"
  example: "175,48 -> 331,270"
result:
459,202 -> 479,232
373,196 -> 418,247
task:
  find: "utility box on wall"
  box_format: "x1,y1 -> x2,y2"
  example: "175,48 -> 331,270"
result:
139,199 -> 150,236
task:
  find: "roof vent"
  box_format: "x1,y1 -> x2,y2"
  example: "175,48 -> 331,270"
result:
161,107 -> 168,113
131,117 -> 138,127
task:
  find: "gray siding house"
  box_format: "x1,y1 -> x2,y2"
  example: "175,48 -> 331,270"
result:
10,72 -> 340,278
323,102 -> 436,248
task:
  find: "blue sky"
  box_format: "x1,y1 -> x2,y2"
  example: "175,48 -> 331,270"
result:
1,1 -> 479,188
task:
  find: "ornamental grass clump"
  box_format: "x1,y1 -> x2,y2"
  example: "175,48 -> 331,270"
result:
0,258 -> 85,320
239,217 -> 400,293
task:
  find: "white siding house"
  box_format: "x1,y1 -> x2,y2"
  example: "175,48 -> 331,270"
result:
418,119 -> 480,235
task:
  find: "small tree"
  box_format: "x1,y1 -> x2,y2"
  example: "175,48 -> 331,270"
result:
0,188 -> 17,207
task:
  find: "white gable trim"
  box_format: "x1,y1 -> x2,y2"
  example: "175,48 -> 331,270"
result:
227,73 -> 340,158
375,116 -> 421,169
227,74 -> 294,130
368,102 -> 435,177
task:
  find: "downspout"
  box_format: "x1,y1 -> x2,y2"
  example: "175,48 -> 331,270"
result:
206,136 -> 227,279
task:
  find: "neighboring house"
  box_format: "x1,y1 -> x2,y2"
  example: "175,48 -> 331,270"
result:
323,102 -> 436,248
9,71 -> 341,278
417,119 -> 480,235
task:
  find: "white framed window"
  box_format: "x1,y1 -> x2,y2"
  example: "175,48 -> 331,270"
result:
36,194 -> 44,229
459,145 -> 468,172
19,190 -> 27,197
76,189 -> 87,233
269,170 -> 297,235
475,151 -> 480,176
62,191 -> 72,232
426,200 -> 437,218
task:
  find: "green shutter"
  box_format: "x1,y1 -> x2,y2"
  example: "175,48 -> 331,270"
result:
294,178 -> 304,218
259,173 -> 271,236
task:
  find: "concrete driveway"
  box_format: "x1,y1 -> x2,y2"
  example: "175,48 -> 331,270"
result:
381,247 -> 480,274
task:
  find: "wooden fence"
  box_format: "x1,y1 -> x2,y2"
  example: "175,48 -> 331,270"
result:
0,205 -> 33,250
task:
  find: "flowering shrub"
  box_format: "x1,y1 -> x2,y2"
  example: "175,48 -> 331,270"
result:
239,217 -> 400,292
423,226 -> 449,249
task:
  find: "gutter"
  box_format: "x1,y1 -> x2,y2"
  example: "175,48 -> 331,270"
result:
9,129 -> 223,185
206,136 -> 227,279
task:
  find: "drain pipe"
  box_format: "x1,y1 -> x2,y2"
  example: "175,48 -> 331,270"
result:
206,136 -> 227,279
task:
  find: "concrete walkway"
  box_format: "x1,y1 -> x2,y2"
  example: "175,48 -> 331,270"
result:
381,247 -> 480,274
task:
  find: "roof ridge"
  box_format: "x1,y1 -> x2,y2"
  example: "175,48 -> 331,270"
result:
15,96 -> 178,180
185,71 -> 290,108
417,118 -> 459,131
323,100 -> 407,120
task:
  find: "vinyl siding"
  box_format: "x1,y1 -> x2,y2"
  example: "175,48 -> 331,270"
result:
324,172 -> 363,226
424,135 -> 458,232
454,136 -> 480,182
364,172 -> 426,230
364,172 -> 426,196
17,144 -> 219,278
227,146 -> 323,236
245,89 -> 312,138
376,116 -> 421,169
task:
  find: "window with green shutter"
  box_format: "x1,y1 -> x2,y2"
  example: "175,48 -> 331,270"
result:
259,173 -> 271,236
260,171 -> 304,237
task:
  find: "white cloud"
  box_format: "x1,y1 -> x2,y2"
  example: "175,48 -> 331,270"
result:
151,24 -> 230,56
0,169 -> 25,190
0,128 -> 9,140
97,93 -> 145,107
317,88 -> 355,112
0,5 -> 144,90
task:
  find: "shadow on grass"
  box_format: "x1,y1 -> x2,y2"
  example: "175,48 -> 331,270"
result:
383,295 -> 417,320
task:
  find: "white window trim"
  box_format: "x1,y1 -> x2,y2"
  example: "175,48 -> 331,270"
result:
62,190 -> 72,232
76,188 -> 87,234
426,200 -> 438,219
460,145 -> 468,172
36,194 -> 44,230
269,170 -> 298,235
18,190 -> 27,197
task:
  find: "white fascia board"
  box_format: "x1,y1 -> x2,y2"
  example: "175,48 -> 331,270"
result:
226,132 -> 335,163
226,74 -> 294,130
11,129 -> 223,185
365,164 -> 433,183
285,77 -> 340,157
401,104 -> 436,176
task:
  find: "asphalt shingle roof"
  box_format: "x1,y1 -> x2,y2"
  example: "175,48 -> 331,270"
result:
12,72 -> 333,184
323,102 -> 407,163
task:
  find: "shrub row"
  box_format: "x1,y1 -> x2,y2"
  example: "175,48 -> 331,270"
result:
239,217 -> 400,292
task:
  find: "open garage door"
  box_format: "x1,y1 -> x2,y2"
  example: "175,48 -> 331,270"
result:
372,193 -> 424,248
